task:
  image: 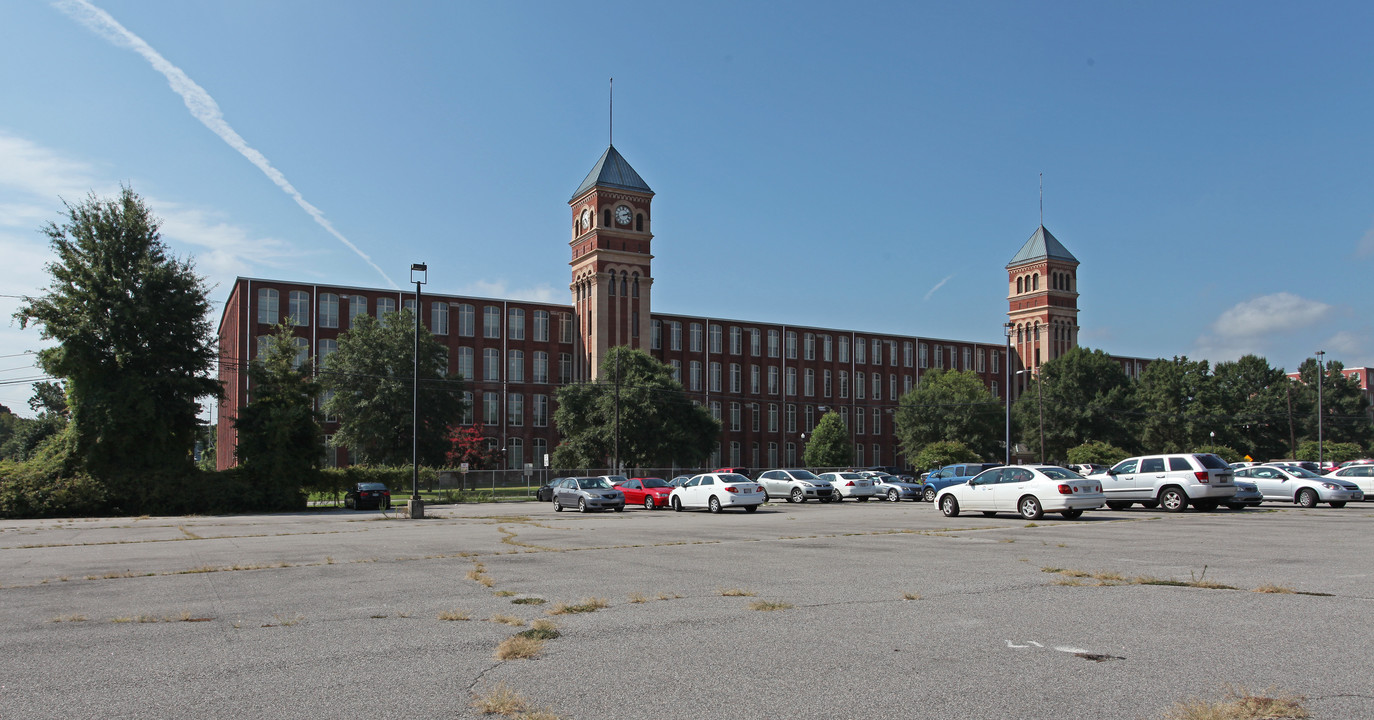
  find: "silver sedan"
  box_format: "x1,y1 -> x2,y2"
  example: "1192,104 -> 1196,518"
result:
552,476 -> 625,513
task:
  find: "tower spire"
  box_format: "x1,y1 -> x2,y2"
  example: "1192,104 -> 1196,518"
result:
609,77 -> 613,147
1039,173 -> 1043,227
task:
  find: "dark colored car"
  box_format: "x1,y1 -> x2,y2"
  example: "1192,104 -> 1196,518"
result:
345,482 -> 391,510
536,477 -> 570,502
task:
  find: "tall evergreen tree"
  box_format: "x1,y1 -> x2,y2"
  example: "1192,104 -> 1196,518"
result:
1135,356 -> 1217,453
1012,347 -> 1138,461
233,323 -> 324,509
15,188 -> 219,481
1210,355 -> 1291,460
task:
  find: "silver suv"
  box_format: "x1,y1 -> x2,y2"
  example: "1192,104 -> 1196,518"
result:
1096,453 -> 1236,512
756,469 -> 834,503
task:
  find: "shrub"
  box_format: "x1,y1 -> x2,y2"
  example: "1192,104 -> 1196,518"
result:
911,440 -> 982,471
1065,441 -> 1131,466
1191,444 -> 1242,464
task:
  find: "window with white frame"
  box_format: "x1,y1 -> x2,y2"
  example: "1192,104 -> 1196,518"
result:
750,365 -> 760,394
730,441 -> 741,467
507,438 -> 523,469
991,349 -> 999,374
889,374 -> 897,401
483,392 -> 499,424
534,394 -> 548,427
871,338 -> 881,365
840,406 -> 849,428
856,371 -> 865,399
483,348 -> 499,381
483,306 -> 501,338
768,366 -> 779,395
729,326 -> 742,355
804,404 -> 814,432
919,342 -> 928,368
839,370 -> 849,398
903,341 -> 913,367
855,338 -> 866,364
767,330 -> 780,358
457,304 -> 474,336
751,404 -> 760,432
730,402 -> 741,432
803,333 -> 814,360
560,313 -> 574,343
709,324 -> 722,354
317,339 -> 337,368
855,444 -> 864,466
690,323 -> 703,352
507,309 -> 524,340
507,350 -> 524,383
904,375 -> 913,394
872,373 -> 881,400
823,369 -> 832,397
785,331 -> 797,359
786,367 -> 796,396
431,302 -> 448,335
533,352 -> 548,384
376,297 -> 396,319
689,361 -> 701,391
785,404 -> 796,433
963,348 -> 972,371
508,393 -> 524,426
670,322 -> 682,350
822,334 -> 832,362
977,349 -> 985,372
670,359 -> 681,383
768,442 -> 778,468
291,337 -> 309,369
785,441 -> 796,466
710,401 -> 721,422
804,368 -> 814,396
651,319 -> 662,349
457,347 -> 474,380
768,404 -> 778,433
873,408 -> 881,435
750,328 -> 761,356
347,296 -> 366,328
559,353 -> 572,384
991,381 -> 999,398
533,438 -> 547,466
318,293 -> 339,328
839,336 -> 849,363
461,391 -> 473,424
533,310 -> 549,342
257,288 -> 279,324
709,362 -> 722,392
403,298 -> 415,314
933,344 -> 943,369
730,363 -> 742,393
889,340 -> 897,366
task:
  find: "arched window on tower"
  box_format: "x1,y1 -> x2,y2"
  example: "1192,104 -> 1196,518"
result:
632,272 -> 640,298
1016,277 -> 1023,294
636,213 -> 643,231
603,208 -> 611,226
608,274 -> 616,297
1033,274 -> 1039,291
620,271 -> 628,297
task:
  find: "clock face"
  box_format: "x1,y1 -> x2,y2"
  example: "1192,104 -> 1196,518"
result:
615,205 -> 633,225
581,208 -> 592,231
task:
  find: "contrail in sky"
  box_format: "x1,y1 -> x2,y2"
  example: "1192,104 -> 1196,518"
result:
923,274 -> 954,301
53,0 -> 399,289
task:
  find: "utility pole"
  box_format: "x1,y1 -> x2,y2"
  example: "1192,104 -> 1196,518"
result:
1315,350 -> 1325,467
613,349 -> 621,474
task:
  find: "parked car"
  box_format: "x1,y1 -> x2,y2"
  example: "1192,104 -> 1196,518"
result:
935,465 -> 1104,520
669,473 -> 765,513
669,475 -> 693,488
1226,480 -> 1263,510
1236,465 -> 1364,507
1269,459 -> 1322,475
817,472 -> 878,501
1336,459 -> 1374,469
345,482 -> 391,510
1068,463 -> 1108,477
1094,453 -> 1236,512
618,477 -> 674,509
872,475 -> 923,502
920,463 -> 1003,502
713,467 -> 750,476
755,469 -> 834,503
535,477 -> 568,502
1323,464 -> 1374,497
552,476 -> 625,513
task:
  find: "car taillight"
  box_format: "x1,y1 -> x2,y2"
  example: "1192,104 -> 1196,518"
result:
1194,471 -> 1209,483
724,486 -> 738,493
1058,484 -> 1073,495
846,481 -> 855,486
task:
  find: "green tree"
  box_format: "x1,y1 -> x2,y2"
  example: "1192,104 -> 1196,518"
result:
893,369 -> 1004,460
15,188 -> 219,480
1296,440 -> 1364,464
1294,358 -> 1373,450
803,412 -> 853,467
552,347 -> 718,469
911,440 -> 981,472
320,309 -> 466,466
233,323 -> 324,510
1136,356 -> 1218,453
1192,444 -> 1242,464
1012,347 -> 1138,462
1065,440 -> 1130,466
1210,355 -> 1292,460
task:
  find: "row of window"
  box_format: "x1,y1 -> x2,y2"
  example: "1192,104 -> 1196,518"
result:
1014,270 -> 1075,295
255,289 -> 573,342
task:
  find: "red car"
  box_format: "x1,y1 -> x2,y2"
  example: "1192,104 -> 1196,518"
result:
617,478 -> 674,509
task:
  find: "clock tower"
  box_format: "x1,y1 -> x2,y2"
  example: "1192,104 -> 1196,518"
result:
569,145 -> 655,381
1006,225 -> 1080,387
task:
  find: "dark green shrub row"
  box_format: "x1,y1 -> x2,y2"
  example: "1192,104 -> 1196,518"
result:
309,466 -> 440,501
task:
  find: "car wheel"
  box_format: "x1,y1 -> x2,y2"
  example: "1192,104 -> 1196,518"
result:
1061,509 -> 1083,519
981,511 -> 997,517
672,497 -> 682,512
887,489 -> 900,502
553,498 -> 562,512
643,496 -> 655,510
1296,488 -> 1318,508
1330,501 -> 1347,508
744,504 -> 758,513
858,496 -> 869,503
1193,500 -> 1219,512
579,498 -> 588,513
345,497 -> 355,509
614,505 -> 624,512
790,488 -> 804,504
1159,487 -> 1188,513
940,495 -> 959,517
708,496 -> 722,513
923,487 -> 937,503
1018,496 -> 1044,520
1105,501 -> 1131,510
1225,503 -> 1244,510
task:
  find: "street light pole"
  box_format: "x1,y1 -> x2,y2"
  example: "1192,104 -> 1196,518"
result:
1315,350 -> 1325,467
1004,322 -> 1013,465
409,262 -> 427,519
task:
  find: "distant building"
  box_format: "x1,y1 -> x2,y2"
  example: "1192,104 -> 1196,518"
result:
215,144 -> 1149,471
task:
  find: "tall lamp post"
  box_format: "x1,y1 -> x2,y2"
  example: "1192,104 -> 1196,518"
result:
409,262 -> 427,519
1004,323 -> 1013,465
1014,368 -> 1045,464
1315,350 -> 1325,467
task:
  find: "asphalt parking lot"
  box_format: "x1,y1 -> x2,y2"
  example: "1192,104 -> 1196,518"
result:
2,499 -> 1372,719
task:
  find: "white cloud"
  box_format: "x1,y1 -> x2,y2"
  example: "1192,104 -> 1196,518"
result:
923,274 -> 954,302
1209,292 -> 1332,339
455,280 -> 561,305
53,0 -> 397,289
155,202 -> 310,288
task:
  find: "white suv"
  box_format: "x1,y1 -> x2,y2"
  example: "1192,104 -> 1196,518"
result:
756,469 -> 834,503
1096,453 -> 1236,512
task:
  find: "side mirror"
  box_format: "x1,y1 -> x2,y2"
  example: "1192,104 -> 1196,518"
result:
1106,469 -> 1117,476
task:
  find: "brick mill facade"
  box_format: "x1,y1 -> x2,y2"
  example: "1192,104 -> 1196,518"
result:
216,145 -> 1149,471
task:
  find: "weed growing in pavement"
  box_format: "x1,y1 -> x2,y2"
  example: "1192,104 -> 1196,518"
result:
438,609 -> 472,621
628,592 -> 648,603
511,597 -> 546,605
494,590 -> 516,597
547,598 -> 609,615
494,635 -> 543,660
49,614 -> 88,623
466,561 -> 495,588
473,681 -> 559,718
748,600 -> 793,611
1161,685 -> 1309,720
262,614 -> 304,627
656,592 -> 683,600
902,592 -> 922,601
517,620 -> 561,640
719,588 -> 757,597
490,614 -> 526,627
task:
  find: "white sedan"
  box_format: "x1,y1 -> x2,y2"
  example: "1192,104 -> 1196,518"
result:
669,473 -> 765,513
935,465 -> 1104,520
818,472 -> 879,502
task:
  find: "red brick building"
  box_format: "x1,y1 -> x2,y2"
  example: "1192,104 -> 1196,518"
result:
216,144 -> 1147,471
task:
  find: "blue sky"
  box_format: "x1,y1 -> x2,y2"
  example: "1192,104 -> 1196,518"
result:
2,1 -> 1372,417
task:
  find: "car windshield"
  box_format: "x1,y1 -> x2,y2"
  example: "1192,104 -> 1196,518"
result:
787,470 -> 820,480
838,473 -> 863,480
641,478 -> 670,488
1038,467 -> 1083,480
358,483 -> 387,491
721,474 -> 749,483
1283,466 -> 1322,479
579,478 -> 613,489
